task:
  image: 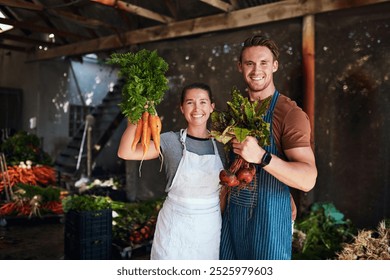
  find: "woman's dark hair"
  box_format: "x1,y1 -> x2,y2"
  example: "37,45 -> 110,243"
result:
181,82 -> 213,104
239,35 -> 280,62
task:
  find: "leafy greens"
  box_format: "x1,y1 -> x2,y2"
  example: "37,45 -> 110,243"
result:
210,87 -> 271,146
107,49 -> 169,123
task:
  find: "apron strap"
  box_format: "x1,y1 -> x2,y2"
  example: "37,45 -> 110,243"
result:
180,129 -> 187,150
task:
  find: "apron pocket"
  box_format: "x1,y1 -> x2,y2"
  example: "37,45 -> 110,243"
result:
229,186 -> 258,208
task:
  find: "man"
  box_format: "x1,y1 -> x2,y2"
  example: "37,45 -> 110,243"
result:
220,35 -> 317,260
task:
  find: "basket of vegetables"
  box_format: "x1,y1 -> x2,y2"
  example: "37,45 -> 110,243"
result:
108,49 -> 169,159
62,194 -> 113,260
210,87 -> 271,188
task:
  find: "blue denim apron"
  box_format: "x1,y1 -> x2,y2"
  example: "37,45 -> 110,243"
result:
220,91 -> 292,260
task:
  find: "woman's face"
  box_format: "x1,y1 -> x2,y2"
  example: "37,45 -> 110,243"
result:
180,88 -> 215,127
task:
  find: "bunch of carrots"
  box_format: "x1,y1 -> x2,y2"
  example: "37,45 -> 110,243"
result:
0,200 -> 63,217
32,165 -> 57,185
132,111 -> 162,158
0,165 -> 56,192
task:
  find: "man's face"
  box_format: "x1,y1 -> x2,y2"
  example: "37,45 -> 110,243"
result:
238,46 -> 278,97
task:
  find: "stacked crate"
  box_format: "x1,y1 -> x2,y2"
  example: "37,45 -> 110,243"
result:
64,209 -> 112,259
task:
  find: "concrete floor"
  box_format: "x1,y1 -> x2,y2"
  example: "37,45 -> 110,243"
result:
0,216 -> 150,260
0,218 -> 64,260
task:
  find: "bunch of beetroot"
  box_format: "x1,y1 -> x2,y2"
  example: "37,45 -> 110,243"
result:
219,156 -> 256,188
210,87 -> 271,189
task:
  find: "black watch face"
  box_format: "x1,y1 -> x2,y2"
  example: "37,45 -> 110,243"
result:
262,152 -> 271,166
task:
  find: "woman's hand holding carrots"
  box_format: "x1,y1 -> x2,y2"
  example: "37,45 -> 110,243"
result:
117,106 -> 164,176
131,111 -> 162,158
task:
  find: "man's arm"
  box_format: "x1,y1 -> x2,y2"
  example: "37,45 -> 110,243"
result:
231,137 -> 317,192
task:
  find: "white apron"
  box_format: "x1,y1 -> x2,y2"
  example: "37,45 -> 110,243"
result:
151,129 -> 223,260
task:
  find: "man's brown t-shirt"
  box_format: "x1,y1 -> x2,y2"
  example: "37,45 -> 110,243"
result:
271,94 -> 312,159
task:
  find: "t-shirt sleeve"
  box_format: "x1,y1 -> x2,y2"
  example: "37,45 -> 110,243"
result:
282,107 -> 312,150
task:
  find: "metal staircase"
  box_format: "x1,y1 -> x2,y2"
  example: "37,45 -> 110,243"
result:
54,79 -> 125,179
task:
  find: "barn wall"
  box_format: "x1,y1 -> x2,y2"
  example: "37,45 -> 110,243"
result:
314,5 -> 389,228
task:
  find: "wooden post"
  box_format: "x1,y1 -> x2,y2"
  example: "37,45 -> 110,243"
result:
299,14 -> 316,214
302,14 -> 316,150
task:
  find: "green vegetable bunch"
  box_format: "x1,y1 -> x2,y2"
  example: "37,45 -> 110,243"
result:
16,183 -> 61,202
107,49 -> 169,123
293,202 -> 356,260
0,131 -> 53,166
210,87 -> 271,145
62,194 -> 112,212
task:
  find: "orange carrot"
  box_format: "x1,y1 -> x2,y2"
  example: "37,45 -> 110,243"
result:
0,202 -> 17,216
143,123 -> 151,156
149,114 -> 162,154
132,118 -> 143,151
43,201 -> 64,214
141,111 -> 150,156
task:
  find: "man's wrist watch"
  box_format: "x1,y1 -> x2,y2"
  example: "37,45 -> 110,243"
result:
259,152 -> 272,168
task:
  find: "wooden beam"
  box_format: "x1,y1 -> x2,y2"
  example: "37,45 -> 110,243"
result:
0,0 -> 43,11
228,0 -> 240,10
0,43 -> 28,52
48,9 -> 122,31
0,33 -> 59,46
163,0 -> 178,19
116,1 -> 174,23
199,0 -> 234,12
0,0 -> 122,32
28,0 -> 389,61
0,17 -> 90,40
91,0 -> 174,23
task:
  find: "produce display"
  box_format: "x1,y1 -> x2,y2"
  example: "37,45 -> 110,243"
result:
0,183 -> 64,217
0,132 -> 64,218
62,194 -> 163,252
62,194 -> 112,212
292,202 -> 357,260
0,162 -> 56,191
108,49 -> 168,159
210,87 -> 271,188
0,131 -> 52,166
111,198 -> 163,246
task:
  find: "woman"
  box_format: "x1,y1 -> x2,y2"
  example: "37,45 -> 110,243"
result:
117,82 -> 225,260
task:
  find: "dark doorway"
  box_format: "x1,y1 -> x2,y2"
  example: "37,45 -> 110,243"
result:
0,87 -> 23,137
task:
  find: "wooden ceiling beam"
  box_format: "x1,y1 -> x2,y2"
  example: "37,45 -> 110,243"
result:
0,33 -> 59,46
0,17 -> 90,40
28,0 -> 389,61
163,0 -> 179,19
91,0 -> 174,23
199,0 -> 234,12
48,9 -> 122,31
0,0 -> 121,32
0,42 -> 28,52
228,0 -> 240,9
0,0 -> 43,11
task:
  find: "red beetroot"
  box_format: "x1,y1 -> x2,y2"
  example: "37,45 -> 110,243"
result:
236,167 -> 254,184
219,169 -> 240,187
